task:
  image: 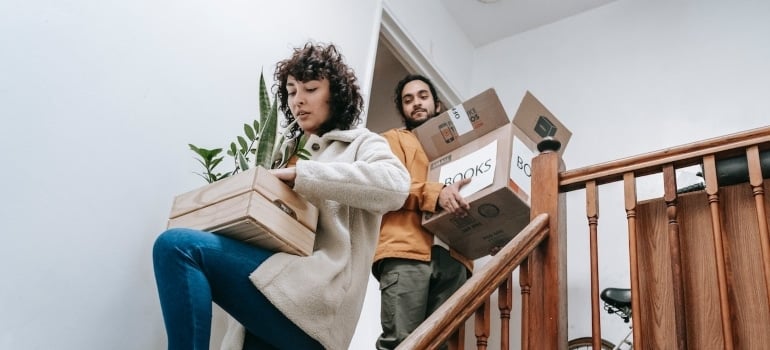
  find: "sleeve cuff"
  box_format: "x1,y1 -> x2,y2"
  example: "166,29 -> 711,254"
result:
421,182 -> 445,213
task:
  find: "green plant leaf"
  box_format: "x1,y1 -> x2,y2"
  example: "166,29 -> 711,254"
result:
244,123 -> 256,141
297,148 -> 312,160
189,144 -> 210,160
194,157 -> 207,169
237,136 -> 248,151
208,148 -> 223,158
238,152 -> 249,171
256,92 -> 278,168
193,147 -> 221,167
273,139 -> 290,169
210,157 -> 224,170
193,171 -> 207,181
258,70 -> 269,128
253,120 -> 260,136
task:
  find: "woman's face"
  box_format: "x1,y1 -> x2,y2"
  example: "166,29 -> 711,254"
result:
286,75 -> 331,136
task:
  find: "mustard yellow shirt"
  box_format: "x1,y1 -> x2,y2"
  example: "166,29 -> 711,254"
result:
373,128 -> 473,273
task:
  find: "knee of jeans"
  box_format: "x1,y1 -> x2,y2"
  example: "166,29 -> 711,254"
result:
153,228 -> 198,255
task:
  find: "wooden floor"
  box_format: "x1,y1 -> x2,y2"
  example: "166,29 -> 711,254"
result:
636,179 -> 770,349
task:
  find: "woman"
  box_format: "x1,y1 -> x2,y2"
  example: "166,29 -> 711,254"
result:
153,42 -> 410,350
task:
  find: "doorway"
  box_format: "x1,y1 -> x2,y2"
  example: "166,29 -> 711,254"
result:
366,7 -> 461,134
366,35 -> 409,134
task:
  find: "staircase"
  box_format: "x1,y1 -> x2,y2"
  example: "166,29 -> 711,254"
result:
397,126 -> 770,350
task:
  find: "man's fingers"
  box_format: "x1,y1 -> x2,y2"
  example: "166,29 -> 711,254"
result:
441,179 -> 472,215
443,198 -> 455,210
457,177 -> 472,187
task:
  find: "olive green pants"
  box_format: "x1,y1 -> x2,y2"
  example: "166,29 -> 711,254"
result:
375,246 -> 468,350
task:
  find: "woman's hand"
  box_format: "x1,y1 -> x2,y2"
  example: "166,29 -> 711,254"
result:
438,178 -> 471,217
269,167 -> 297,188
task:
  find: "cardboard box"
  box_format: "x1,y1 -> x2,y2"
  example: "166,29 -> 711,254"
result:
422,124 -> 535,259
413,89 -> 510,160
419,89 -> 570,259
512,91 -> 571,155
413,89 -> 571,159
167,166 -> 318,256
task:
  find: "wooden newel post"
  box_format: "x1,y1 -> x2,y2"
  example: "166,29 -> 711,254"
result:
525,137 -> 567,350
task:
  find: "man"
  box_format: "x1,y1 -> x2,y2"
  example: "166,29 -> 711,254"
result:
373,74 -> 473,350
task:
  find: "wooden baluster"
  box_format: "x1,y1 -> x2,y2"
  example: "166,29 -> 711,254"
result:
448,325 -> 465,350
703,155 -> 735,350
663,165 -> 688,349
498,277 -> 512,350
522,249 -> 544,349
747,146 -> 770,314
519,260 -> 530,350
623,172 -> 643,350
475,299 -> 490,350
586,180 -> 603,349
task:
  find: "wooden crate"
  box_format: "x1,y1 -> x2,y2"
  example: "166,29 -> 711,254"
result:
167,166 -> 318,256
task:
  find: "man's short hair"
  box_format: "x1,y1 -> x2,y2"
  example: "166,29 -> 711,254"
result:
393,74 -> 441,119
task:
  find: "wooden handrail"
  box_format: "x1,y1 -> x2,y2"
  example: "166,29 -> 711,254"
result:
395,213 -> 551,350
558,126 -> 770,348
559,125 -> 770,192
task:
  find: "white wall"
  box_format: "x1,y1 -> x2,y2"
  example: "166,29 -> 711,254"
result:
470,0 -> 770,347
382,0 -> 476,99
0,0 -> 383,349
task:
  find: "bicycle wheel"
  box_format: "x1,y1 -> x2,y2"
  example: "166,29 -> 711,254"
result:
567,336 -> 616,350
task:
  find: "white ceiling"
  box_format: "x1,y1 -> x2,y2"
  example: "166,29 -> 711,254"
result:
440,0 -> 618,47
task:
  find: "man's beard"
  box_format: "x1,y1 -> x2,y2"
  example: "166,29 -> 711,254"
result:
404,117 -> 426,130
404,110 -> 435,130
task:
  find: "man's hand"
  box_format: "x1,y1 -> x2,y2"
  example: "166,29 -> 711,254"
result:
438,178 -> 471,217
269,167 -> 297,188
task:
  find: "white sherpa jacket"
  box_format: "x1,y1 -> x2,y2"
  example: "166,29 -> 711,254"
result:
220,127 -> 410,350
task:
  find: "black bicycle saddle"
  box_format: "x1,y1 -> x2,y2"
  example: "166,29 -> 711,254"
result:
600,287 -> 631,309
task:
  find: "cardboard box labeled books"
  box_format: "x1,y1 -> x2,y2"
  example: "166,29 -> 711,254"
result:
167,166 -> 318,256
419,89 -> 570,259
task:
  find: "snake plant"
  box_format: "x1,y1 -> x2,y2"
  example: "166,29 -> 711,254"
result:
189,71 -> 310,184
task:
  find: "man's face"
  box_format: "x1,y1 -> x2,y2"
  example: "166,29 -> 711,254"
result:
400,80 -> 439,129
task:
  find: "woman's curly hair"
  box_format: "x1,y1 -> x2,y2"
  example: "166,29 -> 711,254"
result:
274,42 -> 363,138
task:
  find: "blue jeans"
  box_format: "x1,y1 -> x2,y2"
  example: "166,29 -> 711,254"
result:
152,228 -> 323,350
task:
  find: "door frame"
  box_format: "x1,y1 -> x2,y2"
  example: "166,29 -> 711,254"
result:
379,3 -> 462,107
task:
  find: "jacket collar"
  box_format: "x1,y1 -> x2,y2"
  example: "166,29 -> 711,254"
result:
310,128 -> 368,144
